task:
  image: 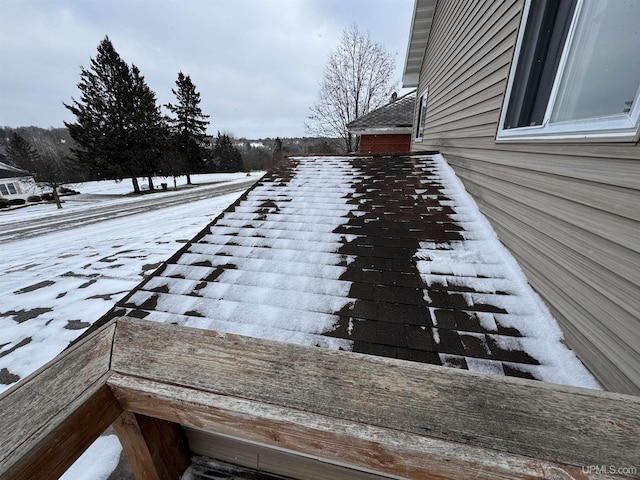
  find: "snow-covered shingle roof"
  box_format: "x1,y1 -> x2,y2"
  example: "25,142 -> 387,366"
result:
0,161 -> 29,179
112,155 -> 598,388
346,93 -> 415,134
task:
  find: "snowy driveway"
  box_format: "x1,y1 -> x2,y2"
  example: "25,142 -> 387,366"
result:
0,174 -> 259,393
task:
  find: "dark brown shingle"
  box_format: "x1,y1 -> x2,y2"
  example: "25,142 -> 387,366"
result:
113,154 -> 595,386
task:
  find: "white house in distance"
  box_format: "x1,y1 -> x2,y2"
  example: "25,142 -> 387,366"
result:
0,161 -> 33,202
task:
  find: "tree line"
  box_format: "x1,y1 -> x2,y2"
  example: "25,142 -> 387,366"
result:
3,24 -> 393,206
0,125 -> 342,205
2,36 -> 246,202
64,36 -> 245,193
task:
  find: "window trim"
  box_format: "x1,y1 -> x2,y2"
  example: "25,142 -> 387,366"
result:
414,87 -> 429,142
0,182 -> 18,196
497,0 -> 640,142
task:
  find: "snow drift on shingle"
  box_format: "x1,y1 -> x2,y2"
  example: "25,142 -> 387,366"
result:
121,156 -> 363,350
414,155 -> 599,388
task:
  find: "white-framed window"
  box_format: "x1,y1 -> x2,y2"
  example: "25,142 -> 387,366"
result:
0,183 -> 17,195
497,0 -> 640,142
415,88 -> 429,141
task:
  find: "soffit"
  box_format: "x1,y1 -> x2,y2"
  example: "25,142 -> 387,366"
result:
403,0 -> 438,88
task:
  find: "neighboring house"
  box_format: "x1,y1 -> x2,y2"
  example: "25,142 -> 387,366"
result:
346,92 -> 415,154
0,161 -> 31,200
404,0 -> 640,395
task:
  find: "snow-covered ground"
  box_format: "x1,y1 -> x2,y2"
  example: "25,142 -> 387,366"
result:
1,173 -> 259,479
0,172 -> 257,394
59,435 -> 122,480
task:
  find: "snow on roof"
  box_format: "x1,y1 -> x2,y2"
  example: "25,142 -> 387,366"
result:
113,155 -> 599,389
346,92 -> 415,134
0,161 -> 29,179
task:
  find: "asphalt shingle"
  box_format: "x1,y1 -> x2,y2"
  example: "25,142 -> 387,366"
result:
347,93 -> 415,133
112,154 -> 597,386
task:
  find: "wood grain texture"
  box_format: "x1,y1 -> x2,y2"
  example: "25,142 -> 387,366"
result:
113,410 -> 190,480
110,319 -> 640,471
3,384 -> 122,480
0,322 -> 117,475
108,373 -> 600,480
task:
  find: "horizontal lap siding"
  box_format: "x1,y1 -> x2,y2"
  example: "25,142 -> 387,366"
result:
412,0 -> 640,394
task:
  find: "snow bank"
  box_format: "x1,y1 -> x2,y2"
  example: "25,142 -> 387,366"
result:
415,154 -> 600,389
60,435 -> 121,480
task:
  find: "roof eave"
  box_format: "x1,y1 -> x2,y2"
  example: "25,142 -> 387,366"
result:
403,0 -> 438,88
349,127 -> 413,135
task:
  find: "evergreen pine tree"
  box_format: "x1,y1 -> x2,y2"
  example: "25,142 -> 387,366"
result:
165,72 -> 210,184
65,36 -> 164,193
65,37 -> 133,187
5,133 -> 39,171
214,132 -> 244,172
129,65 -> 167,191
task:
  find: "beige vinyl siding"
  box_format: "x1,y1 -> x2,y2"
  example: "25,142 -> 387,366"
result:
412,0 -> 640,394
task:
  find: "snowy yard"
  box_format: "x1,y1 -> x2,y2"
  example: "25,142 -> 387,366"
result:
1,173 -> 259,479
0,172 -> 257,394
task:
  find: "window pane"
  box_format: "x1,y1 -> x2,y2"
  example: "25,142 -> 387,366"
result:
504,0 -> 577,128
551,0 -> 640,123
0,184 -> 8,195
7,183 -> 17,194
415,90 -> 428,139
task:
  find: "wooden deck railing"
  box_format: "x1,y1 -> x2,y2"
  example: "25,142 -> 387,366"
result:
1,318 -> 639,479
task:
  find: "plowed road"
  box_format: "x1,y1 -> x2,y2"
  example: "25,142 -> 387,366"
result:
0,178 -> 258,243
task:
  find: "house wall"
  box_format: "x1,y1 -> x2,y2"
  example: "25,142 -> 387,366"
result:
360,133 -> 412,154
411,0 -> 640,395
0,177 -> 25,198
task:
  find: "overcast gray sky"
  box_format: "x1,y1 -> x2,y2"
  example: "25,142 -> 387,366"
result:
0,0 -> 414,138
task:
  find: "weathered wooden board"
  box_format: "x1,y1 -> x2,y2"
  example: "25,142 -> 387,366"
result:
4,384 -> 122,480
109,373 -> 598,480
113,410 -> 190,480
0,322 -> 117,477
110,318 -> 640,471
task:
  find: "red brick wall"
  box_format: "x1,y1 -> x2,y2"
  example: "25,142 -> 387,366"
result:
359,134 -> 412,154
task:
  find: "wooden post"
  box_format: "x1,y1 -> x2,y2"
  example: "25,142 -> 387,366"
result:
0,322 -> 120,479
113,410 -> 190,480
4,385 -> 123,480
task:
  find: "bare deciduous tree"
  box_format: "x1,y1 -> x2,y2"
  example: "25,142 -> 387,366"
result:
306,24 -> 396,152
